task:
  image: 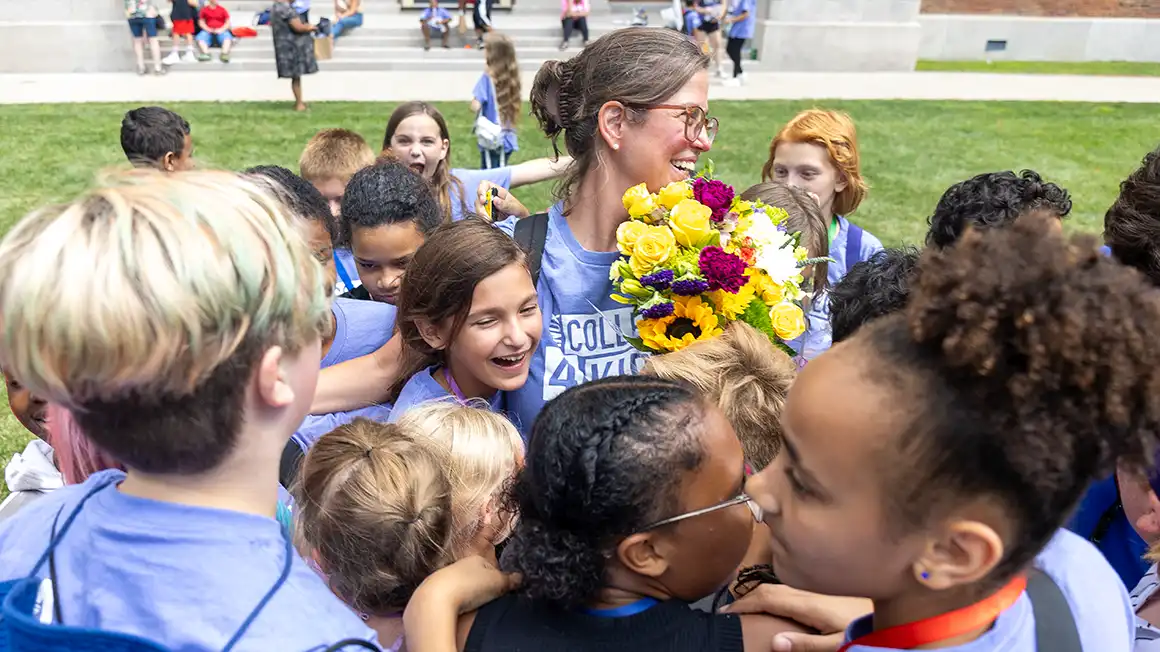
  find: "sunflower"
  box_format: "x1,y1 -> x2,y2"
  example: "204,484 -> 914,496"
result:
636,295 -> 723,352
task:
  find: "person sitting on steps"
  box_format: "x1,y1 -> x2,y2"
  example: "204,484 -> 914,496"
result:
421,0 -> 452,50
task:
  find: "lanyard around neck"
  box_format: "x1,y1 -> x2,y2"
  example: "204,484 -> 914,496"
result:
828,216 -> 840,246
442,367 -> 468,402
583,597 -> 659,618
837,574 -> 1027,652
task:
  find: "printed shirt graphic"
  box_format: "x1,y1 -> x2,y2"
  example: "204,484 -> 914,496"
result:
497,204 -> 650,435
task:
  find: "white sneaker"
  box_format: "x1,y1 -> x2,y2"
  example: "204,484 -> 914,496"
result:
181,51 -> 199,63
722,77 -> 741,87
162,51 -> 182,65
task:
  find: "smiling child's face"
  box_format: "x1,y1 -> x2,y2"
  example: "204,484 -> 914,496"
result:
3,369 -> 47,441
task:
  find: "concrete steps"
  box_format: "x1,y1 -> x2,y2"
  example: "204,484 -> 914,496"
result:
159,6 -> 727,73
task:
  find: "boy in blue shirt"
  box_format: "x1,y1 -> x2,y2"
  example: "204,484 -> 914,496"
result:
0,170 -> 377,649
420,0 -> 452,50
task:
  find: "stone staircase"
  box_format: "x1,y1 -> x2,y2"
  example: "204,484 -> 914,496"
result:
157,0 -> 751,73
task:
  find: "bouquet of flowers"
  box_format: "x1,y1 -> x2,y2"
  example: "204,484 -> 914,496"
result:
610,166 -> 815,356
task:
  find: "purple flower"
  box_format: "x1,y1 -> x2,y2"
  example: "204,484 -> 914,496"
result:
692,178 -> 735,216
640,269 -> 674,290
698,246 -> 748,293
641,302 -> 675,320
671,279 -> 711,296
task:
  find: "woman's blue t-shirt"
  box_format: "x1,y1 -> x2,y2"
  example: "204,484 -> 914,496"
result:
496,204 -> 650,436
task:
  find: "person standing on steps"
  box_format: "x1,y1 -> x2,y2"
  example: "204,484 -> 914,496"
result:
163,0 -> 199,64
559,0 -> 590,50
472,0 -> 493,49
721,0 -> 754,87
271,0 -> 319,112
125,0 -> 166,76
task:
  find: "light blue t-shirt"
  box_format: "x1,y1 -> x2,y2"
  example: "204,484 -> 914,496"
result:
388,365 -> 505,423
451,167 -> 513,222
0,469 -> 377,649
497,204 -> 650,437
790,216 -> 883,361
472,73 -> 520,155
727,0 -> 756,39
421,5 -> 452,30
322,297 -> 395,368
334,247 -> 362,295
290,297 -> 396,452
842,529 -> 1133,652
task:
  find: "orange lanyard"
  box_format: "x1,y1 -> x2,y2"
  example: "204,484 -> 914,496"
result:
837,575 -> 1027,652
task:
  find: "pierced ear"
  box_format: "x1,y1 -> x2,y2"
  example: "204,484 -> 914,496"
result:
416,318 -> 447,350
598,101 -> 629,152
255,346 -> 296,409
834,170 -> 849,194
914,520 -> 1003,591
616,532 -> 670,579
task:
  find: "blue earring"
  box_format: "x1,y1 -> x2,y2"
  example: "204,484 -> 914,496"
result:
921,571 -> 930,581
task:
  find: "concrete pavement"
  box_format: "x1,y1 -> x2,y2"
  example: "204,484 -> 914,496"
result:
2,70 -> 1160,104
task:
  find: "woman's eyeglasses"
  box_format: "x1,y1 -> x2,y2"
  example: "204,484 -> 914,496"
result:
637,492 -> 763,533
636,104 -> 720,144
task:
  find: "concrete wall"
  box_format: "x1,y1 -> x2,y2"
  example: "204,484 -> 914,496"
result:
921,0 -> 1160,18
0,0 -> 134,73
920,15 -> 1160,62
756,0 -> 922,72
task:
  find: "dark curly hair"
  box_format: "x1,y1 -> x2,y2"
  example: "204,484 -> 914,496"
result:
860,220 -> 1160,587
120,106 -> 190,169
244,165 -> 335,242
1105,145 -> 1160,287
829,247 -> 920,344
926,170 -> 1072,249
501,376 -> 706,609
339,157 -> 441,248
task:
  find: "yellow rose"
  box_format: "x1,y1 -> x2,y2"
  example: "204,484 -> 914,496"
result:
668,199 -> 714,248
616,220 -> 650,256
657,181 -> 694,209
628,195 -> 659,219
769,301 -> 807,341
622,183 -> 652,212
629,225 -> 677,277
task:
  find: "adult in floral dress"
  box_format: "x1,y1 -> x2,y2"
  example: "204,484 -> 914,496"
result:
271,0 -> 318,111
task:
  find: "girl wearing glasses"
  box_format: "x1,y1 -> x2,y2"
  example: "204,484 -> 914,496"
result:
412,375 -> 807,650
761,109 -> 884,361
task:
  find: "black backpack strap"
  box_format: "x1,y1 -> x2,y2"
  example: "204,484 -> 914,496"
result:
514,212 -> 549,287
279,439 -> 306,489
1026,567 -> 1082,652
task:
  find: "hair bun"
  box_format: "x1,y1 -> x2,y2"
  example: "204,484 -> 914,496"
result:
530,59 -> 571,136
907,220 -> 1160,440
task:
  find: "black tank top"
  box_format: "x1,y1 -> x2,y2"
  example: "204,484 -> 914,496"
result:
464,594 -> 744,652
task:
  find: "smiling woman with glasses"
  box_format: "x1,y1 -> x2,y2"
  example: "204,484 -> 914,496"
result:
431,375 -> 805,651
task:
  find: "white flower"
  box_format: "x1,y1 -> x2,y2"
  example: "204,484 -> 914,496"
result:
745,209 -> 794,251
755,244 -> 801,285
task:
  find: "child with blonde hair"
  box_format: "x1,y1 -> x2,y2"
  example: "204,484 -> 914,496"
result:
0,170 -> 375,648
295,403 -> 523,648
761,109 -> 883,360
299,128 -> 378,295
471,33 -> 521,169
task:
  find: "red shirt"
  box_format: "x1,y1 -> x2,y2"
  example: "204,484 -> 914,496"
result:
200,4 -> 230,29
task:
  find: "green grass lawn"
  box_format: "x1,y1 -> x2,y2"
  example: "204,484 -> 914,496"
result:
0,98 -> 1157,484
918,59 -> 1160,77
